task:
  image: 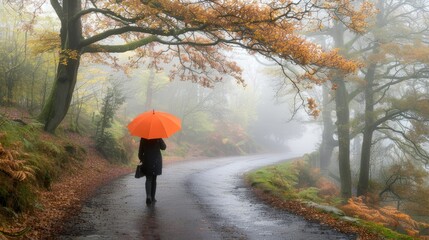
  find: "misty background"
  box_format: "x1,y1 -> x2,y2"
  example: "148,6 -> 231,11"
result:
73,49 -> 320,159
0,1 -> 322,160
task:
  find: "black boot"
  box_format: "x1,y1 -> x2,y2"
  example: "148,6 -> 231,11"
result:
151,177 -> 157,202
145,176 -> 154,205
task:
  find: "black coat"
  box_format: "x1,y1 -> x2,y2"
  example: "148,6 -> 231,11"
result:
138,138 -> 166,176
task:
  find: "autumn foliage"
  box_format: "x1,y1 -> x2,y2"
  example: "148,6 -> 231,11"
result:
204,121 -> 258,156
0,139 -> 35,214
341,197 -> 429,238
0,142 -> 33,182
293,159 -> 429,238
287,160 -> 340,202
22,0 -> 370,86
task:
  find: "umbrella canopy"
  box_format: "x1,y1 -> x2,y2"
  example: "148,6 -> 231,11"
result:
127,110 -> 181,139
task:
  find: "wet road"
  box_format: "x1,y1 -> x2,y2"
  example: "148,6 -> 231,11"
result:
60,154 -> 356,240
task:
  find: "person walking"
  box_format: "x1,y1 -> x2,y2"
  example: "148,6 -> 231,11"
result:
138,138 -> 167,205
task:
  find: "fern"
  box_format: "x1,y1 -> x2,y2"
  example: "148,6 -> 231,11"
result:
341,197 -> 429,237
0,143 -> 34,182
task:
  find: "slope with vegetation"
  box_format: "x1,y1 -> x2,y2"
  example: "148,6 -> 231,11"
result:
0,107 -> 132,239
245,156 -> 429,240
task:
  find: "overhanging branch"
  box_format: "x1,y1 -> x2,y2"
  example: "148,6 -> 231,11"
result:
71,8 -> 144,24
82,35 -> 159,53
79,25 -> 209,48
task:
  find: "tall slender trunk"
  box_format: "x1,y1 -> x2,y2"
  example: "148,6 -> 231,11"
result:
41,66 -> 49,110
320,85 -> 336,173
332,22 -> 352,199
6,72 -> 15,105
334,76 -> 352,199
75,100 -> 82,131
357,0 -> 384,196
99,94 -> 110,138
357,62 -> 377,196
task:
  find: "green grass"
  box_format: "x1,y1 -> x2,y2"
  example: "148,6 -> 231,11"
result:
245,162 -> 299,200
360,221 -> 415,240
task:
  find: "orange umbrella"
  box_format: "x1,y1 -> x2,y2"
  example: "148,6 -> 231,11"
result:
127,110 -> 181,139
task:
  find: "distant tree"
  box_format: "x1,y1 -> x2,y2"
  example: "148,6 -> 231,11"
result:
322,21 -> 354,199
319,84 -> 336,173
160,80 -> 228,143
95,83 -> 125,161
313,0 -> 429,199
378,159 -> 429,211
0,7 -> 28,105
0,4 -> 58,115
266,0 -> 375,198
354,0 -> 429,196
95,84 -> 124,141
68,66 -> 108,132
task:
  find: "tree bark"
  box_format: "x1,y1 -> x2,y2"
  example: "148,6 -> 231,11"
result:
357,60 -> 378,196
334,76 -> 352,199
332,22 -> 352,199
40,59 -> 81,132
39,0 -> 82,133
357,0 -> 384,196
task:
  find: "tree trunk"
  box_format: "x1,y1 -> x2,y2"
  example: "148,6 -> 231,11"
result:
358,128 -> 373,196
357,62 -> 377,196
6,72 -> 15,105
332,22 -> 352,199
41,66 -> 49,108
320,85 -> 336,173
39,0 -> 82,133
357,0 -> 384,196
334,76 -> 352,199
99,93 -> 111,138
75,100 -> 82,131
39,57 -> 81,132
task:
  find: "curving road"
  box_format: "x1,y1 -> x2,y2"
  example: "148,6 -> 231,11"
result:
59,154 -> 356,240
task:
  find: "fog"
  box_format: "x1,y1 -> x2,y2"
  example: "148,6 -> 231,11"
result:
77,50 -> 321,157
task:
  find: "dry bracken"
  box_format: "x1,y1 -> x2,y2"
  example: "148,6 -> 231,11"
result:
0,143 -> 34,182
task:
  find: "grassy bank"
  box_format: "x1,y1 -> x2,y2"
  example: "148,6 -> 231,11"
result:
0,119 -> 86,218
245,159 -> 419,240
0,112 -> 133,238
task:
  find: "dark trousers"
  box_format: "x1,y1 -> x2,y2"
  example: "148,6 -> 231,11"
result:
145,175 -> 157,200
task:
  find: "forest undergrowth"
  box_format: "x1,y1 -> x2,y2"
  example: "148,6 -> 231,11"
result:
0,107 -> 134,239
245,159 -> 429,240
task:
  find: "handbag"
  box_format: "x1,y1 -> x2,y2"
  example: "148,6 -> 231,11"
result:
135,163 -> 144,178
